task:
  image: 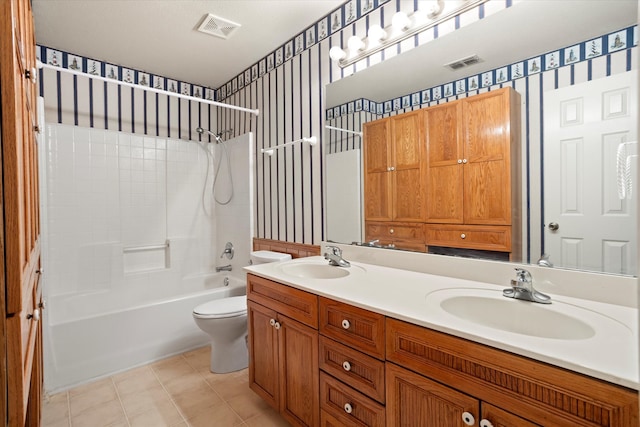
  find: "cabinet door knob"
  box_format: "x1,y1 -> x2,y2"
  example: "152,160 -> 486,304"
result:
344,403 -> 353,414
274,321 -> 281,330
269,318 -> 276,326
461,412 -> 475,426
389,228 -> 394,234
390,166 -> 395,171
341,319 -> 351,329
28,309 -> 41,322
462,158 -> 468,164
460,233 -> 466,239
342,361 -> 352,371
457,159 -> 463,164
39,300 -> 46,310
479,420 -> 494,427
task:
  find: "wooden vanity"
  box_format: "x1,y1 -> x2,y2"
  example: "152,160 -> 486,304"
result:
247,273 -> 638,427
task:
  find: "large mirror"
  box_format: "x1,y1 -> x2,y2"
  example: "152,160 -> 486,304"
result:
324,0 -> 638,276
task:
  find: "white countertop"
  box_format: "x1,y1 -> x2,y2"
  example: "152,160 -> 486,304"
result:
245,256 -> 639,390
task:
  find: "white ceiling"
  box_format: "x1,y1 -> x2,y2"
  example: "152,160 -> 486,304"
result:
32,0 -> 344,89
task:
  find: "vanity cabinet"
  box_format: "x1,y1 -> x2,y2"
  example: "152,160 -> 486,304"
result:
363,111 -> 426,224
246,274 -> 320,427
424,87 -> 521,255
386,318 -> 638,427
364,221 -> 425,252
318,297 -> 386,426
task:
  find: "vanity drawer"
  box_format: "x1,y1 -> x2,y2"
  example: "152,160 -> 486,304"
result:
424,224 -> 511,252
247,274 -> 318,328
319,297 -> 385,359
366,221 -> 424,241
320,372 -> 385,427
319,336 -> 385,403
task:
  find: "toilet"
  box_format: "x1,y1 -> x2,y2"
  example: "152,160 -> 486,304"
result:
192,250 -> 292,373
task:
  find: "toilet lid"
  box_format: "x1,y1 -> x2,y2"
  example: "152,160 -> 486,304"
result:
193,296 -> 247,318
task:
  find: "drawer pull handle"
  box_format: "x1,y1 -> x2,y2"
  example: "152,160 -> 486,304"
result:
460,233 -> 466,239
274,321 -> 281,330
269,318 -> 276,326
461,411 -> 475,426
342,361 -> 351,371
27,309 -> 40,322
341,319 -> 351,329
480,420 -> 494,427
344,403 -> 353,414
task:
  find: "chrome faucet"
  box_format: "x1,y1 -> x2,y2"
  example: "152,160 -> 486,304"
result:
220,242 -> 234,259
503,268 -> 551,304
216,264 -> 232,272
324,246 -> 351,267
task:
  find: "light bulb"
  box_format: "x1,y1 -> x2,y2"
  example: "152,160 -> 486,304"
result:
391,11 -> 410,31
347,35 -> 365,52
368,24 -> 387,43
329,46 -> 346,61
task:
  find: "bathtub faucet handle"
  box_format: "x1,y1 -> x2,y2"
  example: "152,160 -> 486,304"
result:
220,242 -> 234,260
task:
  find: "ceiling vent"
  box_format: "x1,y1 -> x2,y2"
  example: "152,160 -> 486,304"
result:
197,14 -> 241,40
444,55 -> 482,71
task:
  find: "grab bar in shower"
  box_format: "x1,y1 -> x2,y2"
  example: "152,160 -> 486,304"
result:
123,240 -> 170,253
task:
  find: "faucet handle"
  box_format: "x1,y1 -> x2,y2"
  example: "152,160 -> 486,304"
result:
514,268 -> 532,282
328,245 -> 342,256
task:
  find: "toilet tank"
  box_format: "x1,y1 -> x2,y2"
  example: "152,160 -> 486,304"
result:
249,250 -> 292,265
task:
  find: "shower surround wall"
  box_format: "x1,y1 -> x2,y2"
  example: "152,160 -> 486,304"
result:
40,124 -> 254,390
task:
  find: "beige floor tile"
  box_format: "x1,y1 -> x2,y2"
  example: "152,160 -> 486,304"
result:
208,374 -> 250,401
42,417 -> 71,427
119,384 -> 173,418
171,383 -> 224,420
152,356 -> 197,383
243,407 -> 290,427
70,399 -> 126,427
162,371 -> 208,396
69,380 -> 119,418
182,347 -> 210,371
184,401 -> 243,427
225,389 -> 272,421
42,392 -> 69,425
113,365 -> 161,396
127,403 -> 184,427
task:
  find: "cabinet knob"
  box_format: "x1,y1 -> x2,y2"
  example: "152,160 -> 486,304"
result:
341,319 -> 351,329
460,233 -> 466,239
36,268 -> 44,274
462,158 -> 468,164
28,309 -> 41,322
480,420 -> 494,427
274,321 -> 281,330
461,412 -> 475,426
342,361 -> 352,371
269,318 -> 276,326
39,300 -> 46,310
457,159 -> 463,164
389,228 -> 394,234
390,166 -> 395,171
25,67 -> 37,84
344,403 -> 353,414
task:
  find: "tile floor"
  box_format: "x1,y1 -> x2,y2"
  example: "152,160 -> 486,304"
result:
42,346 -> 290,427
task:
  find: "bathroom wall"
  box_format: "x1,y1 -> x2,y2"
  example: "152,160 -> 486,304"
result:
40,124 -> 253,301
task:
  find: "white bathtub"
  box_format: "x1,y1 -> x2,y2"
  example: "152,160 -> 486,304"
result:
43,273 -> 246,392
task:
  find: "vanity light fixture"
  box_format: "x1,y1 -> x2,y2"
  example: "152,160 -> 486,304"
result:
261,136 -> 318,156
329,0 -> 488,68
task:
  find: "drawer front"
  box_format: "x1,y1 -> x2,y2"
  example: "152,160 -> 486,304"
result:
319,336 -> 385,403
320,372 -> 385,427
386,318 -> 638,427
366,221 -> 424,241
319,297 -> 385,359
247,274 -> 318,328
425,224 -> 511,252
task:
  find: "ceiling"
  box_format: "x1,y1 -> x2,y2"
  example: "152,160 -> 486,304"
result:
32,0 -> 344,89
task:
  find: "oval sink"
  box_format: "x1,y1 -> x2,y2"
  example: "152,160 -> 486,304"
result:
425,288 -> 628,341
279,263 -> 351,279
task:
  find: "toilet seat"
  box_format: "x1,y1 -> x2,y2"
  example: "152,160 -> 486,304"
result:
193,296 -> 247,319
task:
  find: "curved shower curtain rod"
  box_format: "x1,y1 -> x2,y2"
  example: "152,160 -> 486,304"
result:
36,60 -> 260,116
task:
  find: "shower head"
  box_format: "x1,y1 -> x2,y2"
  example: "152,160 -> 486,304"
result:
195,127 -> 234,143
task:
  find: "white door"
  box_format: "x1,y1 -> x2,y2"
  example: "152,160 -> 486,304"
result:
544,70 -> 637,275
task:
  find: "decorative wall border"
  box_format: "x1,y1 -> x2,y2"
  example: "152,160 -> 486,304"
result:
326,24 -> 638,120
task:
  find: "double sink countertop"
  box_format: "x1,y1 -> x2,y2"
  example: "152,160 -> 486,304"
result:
245,256 -> 639,390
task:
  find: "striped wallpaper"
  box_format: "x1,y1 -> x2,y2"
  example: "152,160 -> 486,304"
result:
37,0 -> 638,254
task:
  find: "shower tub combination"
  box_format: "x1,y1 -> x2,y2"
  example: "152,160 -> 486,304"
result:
44,273 -> 245,392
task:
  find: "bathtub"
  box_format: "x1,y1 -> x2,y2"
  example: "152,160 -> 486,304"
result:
43,272 -> 246,392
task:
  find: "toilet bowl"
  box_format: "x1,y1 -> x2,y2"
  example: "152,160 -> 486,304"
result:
192,250 -> 292,373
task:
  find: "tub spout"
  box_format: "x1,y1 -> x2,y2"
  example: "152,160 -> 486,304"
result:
216,264 -> 232,272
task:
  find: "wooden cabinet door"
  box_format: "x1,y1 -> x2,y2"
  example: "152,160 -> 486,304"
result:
386,363 -> 479,427
389,111 -> 425,222
482,403 -> 540,427
1,0 -> 42,425
278,314 -> 319,427
363,118 -> 392,221
461,88 -> 513,225
248,300 -> 279,410
425,101 -> 464,223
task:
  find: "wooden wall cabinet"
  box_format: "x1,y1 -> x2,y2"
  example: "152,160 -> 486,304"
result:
247,274 -> 320,427
1,0 -> 43,425
424,87 -> 521,254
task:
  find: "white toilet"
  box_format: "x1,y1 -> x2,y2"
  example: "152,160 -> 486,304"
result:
192,250 -> 292,373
